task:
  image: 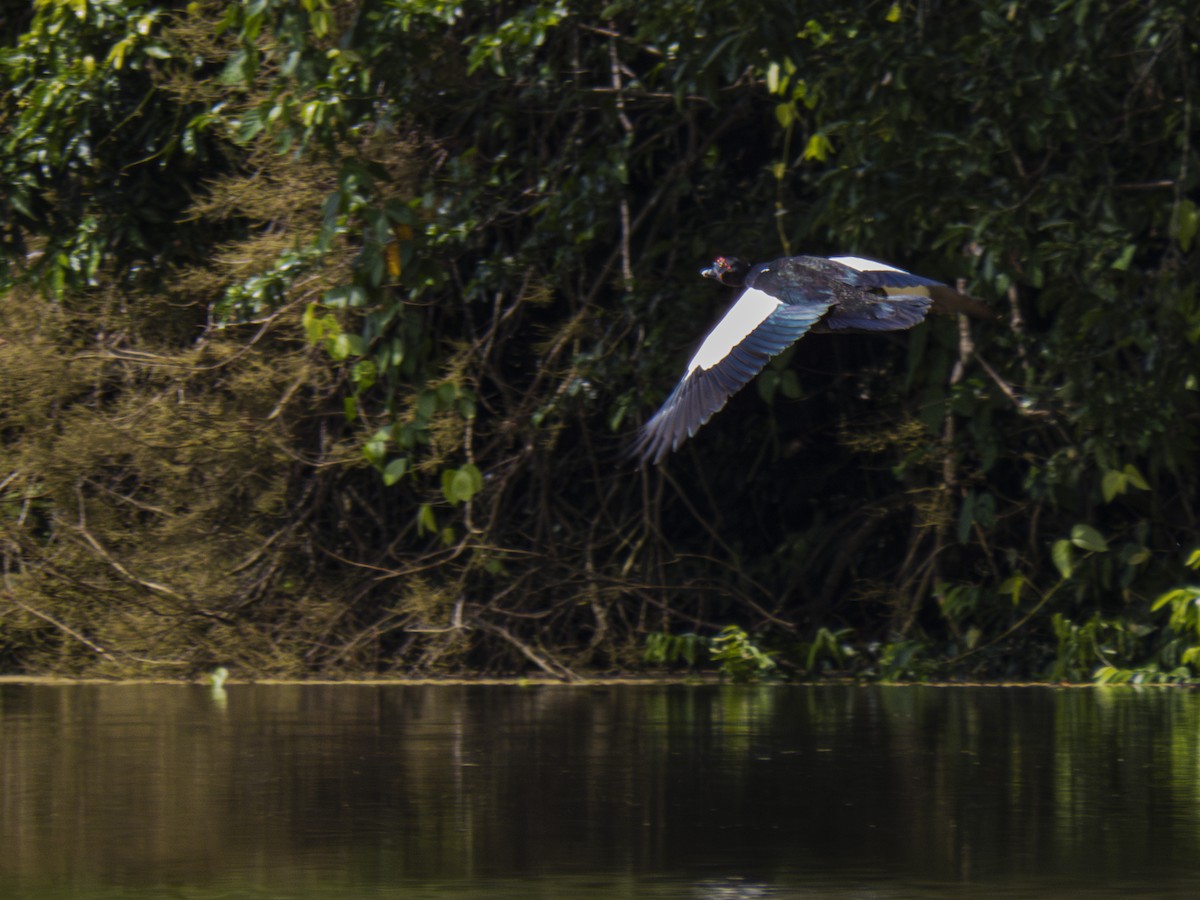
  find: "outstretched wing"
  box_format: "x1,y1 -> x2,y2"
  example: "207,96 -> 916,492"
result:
634,287 -> 833,465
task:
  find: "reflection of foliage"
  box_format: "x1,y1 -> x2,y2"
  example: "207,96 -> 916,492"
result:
2,1 -> 1200,678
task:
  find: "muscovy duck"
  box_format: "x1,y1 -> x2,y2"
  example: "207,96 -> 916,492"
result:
634,254 -> 992,464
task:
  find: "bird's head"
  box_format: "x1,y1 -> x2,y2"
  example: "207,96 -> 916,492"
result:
700,256 -> 750,287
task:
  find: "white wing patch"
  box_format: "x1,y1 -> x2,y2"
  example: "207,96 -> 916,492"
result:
686,287 -> 782,374
830,256 -> 908,274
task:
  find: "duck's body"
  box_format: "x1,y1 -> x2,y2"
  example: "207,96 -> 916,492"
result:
634,254 -> 991,464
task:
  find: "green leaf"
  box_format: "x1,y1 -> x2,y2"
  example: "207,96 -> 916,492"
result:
383,457 -> 408,486
766,61 -> 781,94
362,436 -> 386,465
234,108 -> 265,143
1071,524 -> 1108,552
351,359 -> 377,392
301,305 -> 337,344
219,48 -> 253,85
802,132 -> 834,161
329,333 -> 366,360
755,367 -> 780,403
1110,243 -> 1136,271
324,285 -> 368,308
1101,469 -> 1125,503
441,463 -> 483,505
451,468 -> 475,501
1122,463 -> 1149,491
441,469 -> 457,504
462,463 -> 483,494
417,503 -> 437,536
389,338 -> 406,370
1127,547 -> 1151,566
9,189 -> 34,219
1052,540 -> 1074,579
1186,549 -> 1200,570
1171,199 -> 1199,252
415,390 -> 437,421
956,491 -> 975,544
999,575 -> 1024,605
108,36 -> 133,70
1152,588 -> 1190,612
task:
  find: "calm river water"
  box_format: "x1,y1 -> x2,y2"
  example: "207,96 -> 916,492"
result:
2,683 -> 1200,898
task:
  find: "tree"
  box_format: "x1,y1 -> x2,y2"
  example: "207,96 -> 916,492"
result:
2,0 -> 1198,680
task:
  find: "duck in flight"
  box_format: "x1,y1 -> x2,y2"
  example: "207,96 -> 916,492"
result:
634,254 -> 993,465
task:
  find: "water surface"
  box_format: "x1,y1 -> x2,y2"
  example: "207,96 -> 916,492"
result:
3,683 -> 1199,897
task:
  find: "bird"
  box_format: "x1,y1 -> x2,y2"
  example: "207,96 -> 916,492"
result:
633,254 -> 993,464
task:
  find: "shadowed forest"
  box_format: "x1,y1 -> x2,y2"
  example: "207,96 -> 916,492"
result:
2,0 -> 1198,682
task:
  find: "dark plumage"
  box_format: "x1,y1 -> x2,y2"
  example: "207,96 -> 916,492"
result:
634,254 -> 993,464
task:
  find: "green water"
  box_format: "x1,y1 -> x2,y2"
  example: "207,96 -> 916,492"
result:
2,683 -> 1199,898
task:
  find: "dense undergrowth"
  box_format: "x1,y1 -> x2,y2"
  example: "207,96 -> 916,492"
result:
2,0 -> 1199,682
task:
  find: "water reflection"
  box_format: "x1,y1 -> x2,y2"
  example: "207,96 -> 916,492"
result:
2,684 -> 1200,897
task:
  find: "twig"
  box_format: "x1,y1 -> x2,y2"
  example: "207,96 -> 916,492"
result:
476,619 -> 579,682
407,595 -> 466,633
973,352 -> 1049,418
609,31 -> 635,293
74,484 -> 186,601
1114,180 -> 1174,190
9,595 -> 115,660
577,22 -> 664,57
0,470 -> 20,495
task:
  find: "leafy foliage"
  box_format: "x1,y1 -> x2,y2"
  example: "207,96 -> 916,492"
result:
709,626 -> 778,682
0,0 -> 239,292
